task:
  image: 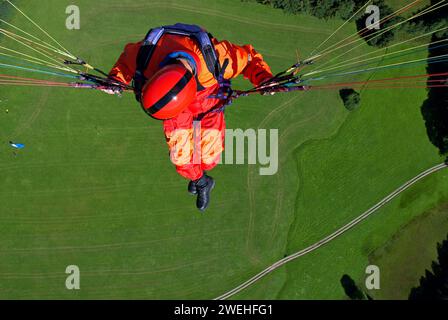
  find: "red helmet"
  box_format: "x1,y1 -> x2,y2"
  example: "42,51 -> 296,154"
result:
140,64 -> 197,120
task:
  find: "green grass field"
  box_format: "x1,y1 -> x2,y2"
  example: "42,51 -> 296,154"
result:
0,0 -> 447,299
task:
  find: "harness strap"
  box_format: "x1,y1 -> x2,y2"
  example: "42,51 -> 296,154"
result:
194,58 -> 232,121
133,24 -> 222,102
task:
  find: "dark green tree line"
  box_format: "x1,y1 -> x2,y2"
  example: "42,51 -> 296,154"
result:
409,233 -> 448,299
243,0 -> 400,47
404,0 -> 448,156
354,0 -> 402,48
402,0 -> 448,38
243,0 -> 366,20
420,34 -> 448,156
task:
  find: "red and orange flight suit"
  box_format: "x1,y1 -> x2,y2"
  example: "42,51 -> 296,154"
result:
109,34 -> 273,181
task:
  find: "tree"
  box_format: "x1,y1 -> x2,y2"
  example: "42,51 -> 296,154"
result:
355,0 -> 402,48
243,0 -> 365,20
402,0 -> 448,38
421,35 -> 448,156
339,88 -> 361,111
247,0 -> 400,46
407,1 -> 448,157
409,234 -> 448,300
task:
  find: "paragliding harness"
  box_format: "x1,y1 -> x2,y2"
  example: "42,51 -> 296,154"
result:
132,23 -> 230,105
131,23 -> 312,120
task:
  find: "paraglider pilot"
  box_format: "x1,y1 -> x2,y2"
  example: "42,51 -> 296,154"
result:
106,24 -> 273,212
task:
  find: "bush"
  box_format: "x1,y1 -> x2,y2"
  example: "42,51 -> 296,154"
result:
339,88 -> 361,111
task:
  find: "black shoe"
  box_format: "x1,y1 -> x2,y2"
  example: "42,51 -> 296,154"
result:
188,180 -> 197,195
195,174 -> 215,212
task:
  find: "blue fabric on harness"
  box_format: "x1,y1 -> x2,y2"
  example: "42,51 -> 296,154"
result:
159,51 -> 198,76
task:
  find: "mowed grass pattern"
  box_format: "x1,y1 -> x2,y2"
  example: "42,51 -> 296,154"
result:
0,0 -> 447,299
